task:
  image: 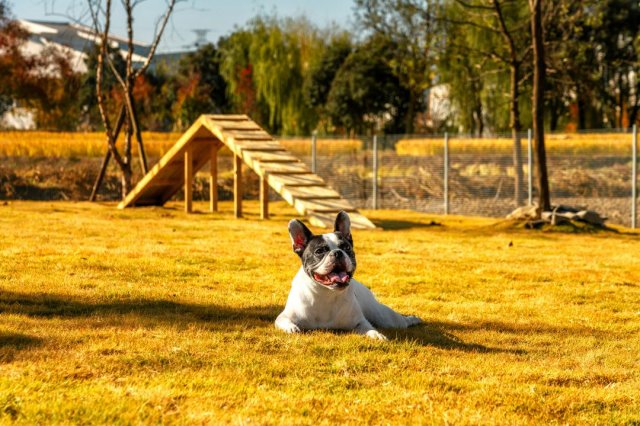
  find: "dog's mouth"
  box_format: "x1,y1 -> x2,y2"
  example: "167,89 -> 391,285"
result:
313,269 -> 351,288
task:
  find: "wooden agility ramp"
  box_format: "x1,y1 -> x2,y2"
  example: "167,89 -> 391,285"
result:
118,114 -> 376,229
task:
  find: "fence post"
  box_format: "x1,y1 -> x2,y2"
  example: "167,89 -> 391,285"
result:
444,133 -> 449,215
311,131 -> 317,174
372,135 -> 378,209
528,128 -> 533,206
632,124 -> 638,229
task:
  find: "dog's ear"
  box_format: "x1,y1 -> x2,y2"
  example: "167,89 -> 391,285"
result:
288,219 -> 313,257
334,211 -> 352,245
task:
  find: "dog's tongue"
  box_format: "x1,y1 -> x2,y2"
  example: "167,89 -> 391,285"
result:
329,271 -> 350,283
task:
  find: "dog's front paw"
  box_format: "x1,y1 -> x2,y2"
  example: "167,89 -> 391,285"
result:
281,322 -> 302,334
365,330 -> 388,341
405,315 -> 423,327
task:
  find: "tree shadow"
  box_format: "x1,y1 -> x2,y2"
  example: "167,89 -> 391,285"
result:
0,291 -> 280,330
0,332 -> 43,363
385,322 -> 523,354
373,219 -> 443,230
386,318 -> 605,353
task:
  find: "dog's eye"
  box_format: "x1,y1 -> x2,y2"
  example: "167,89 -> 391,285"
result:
314,247 -> 328,255
340,244 -> 352,252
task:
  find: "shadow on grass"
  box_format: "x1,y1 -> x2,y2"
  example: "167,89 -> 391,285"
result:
0,291 -> 279,329
386,322 -> 525,354
387,317 -> 606,353
0,332 -> 42,349
0,332 -> 43,363
373,219 -> 443,231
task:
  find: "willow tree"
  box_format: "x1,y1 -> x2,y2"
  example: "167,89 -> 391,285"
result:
220,16 -> 322,135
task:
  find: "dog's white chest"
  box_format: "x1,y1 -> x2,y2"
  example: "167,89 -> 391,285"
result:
283,268 -> 364,330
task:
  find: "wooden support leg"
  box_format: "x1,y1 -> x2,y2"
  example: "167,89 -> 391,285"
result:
260,174 -> 269,220
209,146 -> 218,213
234,154 -> 243,218
184,145 -> 193,213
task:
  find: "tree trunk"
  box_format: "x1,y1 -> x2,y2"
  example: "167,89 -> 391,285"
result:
577,89 -> 586,130
530,0 -> 551,211
405,90 -> 416,134
121,163 -> 132,199
510,64 -> 524,206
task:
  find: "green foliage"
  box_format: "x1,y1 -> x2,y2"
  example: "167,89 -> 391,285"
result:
304,33 -> 352,131
354,0 -> 435,133
438,0 -> 532,135
325,36 -> 411,135
172,43 -> 230,130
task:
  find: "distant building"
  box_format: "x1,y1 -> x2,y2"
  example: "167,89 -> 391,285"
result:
16,19 -> 152,73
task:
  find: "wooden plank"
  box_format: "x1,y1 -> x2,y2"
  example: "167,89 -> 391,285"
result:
267,174 -> 325,192
227,131 -> 273,141
205,114 -> 248,121
242,151 -> 294,163
214,121 -> 263,131
255,161 -> 310,176
294,198 -> 356,214
233,141 -> 284,151
279,185 -> 342,204
234,154 -> 243,218
260,175 -> 269,220
184,144 -> 193,213
210,146 -> 218,212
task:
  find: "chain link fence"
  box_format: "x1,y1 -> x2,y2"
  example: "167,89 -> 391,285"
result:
278,126 -> 639,228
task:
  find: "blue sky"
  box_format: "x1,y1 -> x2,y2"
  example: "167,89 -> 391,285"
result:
11,0 -> 356,52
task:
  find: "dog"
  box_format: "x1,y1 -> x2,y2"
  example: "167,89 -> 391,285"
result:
275,211 -> 422,340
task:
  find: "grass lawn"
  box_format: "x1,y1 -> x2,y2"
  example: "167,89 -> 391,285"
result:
1,201 -> 639,424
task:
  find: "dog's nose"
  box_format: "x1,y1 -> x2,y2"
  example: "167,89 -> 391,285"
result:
333,250 -> 343,259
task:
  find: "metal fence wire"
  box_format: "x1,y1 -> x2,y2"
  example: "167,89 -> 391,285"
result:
276,126 -> 639,228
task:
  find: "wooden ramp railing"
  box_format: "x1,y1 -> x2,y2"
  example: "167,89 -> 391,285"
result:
118,114 -> 376,229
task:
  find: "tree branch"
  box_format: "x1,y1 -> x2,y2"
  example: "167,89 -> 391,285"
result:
134,0 -> 179,78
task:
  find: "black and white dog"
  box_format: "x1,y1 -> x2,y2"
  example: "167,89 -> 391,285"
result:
275,211 -> 422,340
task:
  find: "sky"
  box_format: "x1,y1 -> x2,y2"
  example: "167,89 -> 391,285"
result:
11,0 -> 357,52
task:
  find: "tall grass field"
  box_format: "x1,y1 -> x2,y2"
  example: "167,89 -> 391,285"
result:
396,132 -> 634,156
0,132 -> 360,158
1,201 -> 639,424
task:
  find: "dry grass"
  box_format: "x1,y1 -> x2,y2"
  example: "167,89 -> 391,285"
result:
279,138 -> 362,156
1,201 -> 639,424
0,133 -> 361,159
0,132 -> 182,158
396,133 -> 634,156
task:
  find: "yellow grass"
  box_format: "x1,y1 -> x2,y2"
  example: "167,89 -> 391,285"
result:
0,132 -> 361,158
396,133 -> 633,156
1,201 -> 639,424
0,131 -> 181,158
279,138 -> 362,156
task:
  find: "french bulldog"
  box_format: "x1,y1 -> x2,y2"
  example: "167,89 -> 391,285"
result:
275,211 -> 422,340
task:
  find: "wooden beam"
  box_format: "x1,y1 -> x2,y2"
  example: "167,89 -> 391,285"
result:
260,174 -> 269,220
234,154 -> 243,218
184,145 -> 193,213
210,145 -> 218,212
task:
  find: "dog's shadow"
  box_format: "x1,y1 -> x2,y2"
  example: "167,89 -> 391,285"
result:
383,321 -> 526,354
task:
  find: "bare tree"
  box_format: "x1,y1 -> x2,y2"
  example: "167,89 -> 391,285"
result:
88,0 -> 179,200
529,0 -> 550,211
